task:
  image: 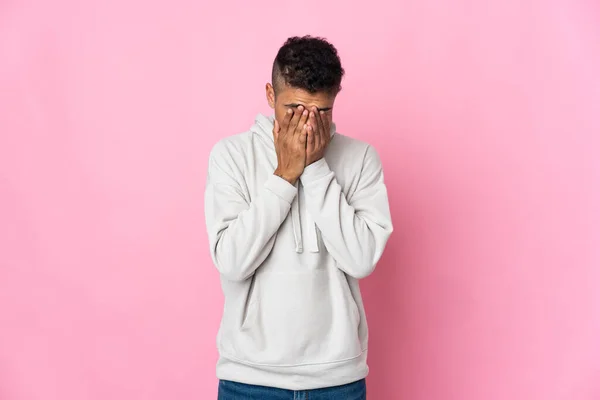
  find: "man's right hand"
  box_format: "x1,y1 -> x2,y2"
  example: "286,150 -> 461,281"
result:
273,106 -> 309,185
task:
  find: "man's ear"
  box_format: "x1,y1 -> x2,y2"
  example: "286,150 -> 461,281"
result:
266,83 -> 275,109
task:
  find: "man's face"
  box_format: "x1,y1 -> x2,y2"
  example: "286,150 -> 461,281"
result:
266,83 -> 336,130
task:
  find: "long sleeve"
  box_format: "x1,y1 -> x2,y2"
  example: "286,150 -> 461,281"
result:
300,145 -> 393,279
205,143 -> 297,282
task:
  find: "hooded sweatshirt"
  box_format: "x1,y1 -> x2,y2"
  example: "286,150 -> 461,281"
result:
204,114 -> 393,390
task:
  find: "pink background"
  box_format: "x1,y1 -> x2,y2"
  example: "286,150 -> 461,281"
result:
1,0 -> 600,399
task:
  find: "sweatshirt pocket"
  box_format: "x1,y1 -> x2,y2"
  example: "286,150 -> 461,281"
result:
221,268 -> 363,367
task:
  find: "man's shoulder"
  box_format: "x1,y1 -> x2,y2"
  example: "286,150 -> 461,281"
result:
332,133 -> 371,149
208,131 -> 254,162
329,133 -> 379,162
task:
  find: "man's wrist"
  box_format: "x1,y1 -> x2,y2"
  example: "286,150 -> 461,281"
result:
274,168 -> 299,185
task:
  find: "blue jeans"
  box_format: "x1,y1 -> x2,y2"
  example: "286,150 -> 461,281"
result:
217,379 -> 367,400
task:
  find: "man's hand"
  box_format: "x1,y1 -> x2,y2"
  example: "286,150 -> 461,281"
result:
306,107 -> 331,166
274,106 -> 309,185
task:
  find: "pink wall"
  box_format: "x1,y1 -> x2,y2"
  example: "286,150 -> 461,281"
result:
1,0 -> 599,399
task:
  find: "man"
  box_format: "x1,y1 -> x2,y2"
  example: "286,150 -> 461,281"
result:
205,36 -> 393,399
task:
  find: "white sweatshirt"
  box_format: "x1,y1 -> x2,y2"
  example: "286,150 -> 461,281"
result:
204,114 -> 393,390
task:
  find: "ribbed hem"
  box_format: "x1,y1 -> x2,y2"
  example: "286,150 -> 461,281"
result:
264,174 -> 297,204
216,350 -> 369,391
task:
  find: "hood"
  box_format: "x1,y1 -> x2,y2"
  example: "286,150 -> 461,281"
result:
251,114 -> 336,254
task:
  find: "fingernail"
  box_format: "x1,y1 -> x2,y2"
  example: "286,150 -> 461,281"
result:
310,112 -> 314,117
287,109 -> 292,114
303,110 -> 308,116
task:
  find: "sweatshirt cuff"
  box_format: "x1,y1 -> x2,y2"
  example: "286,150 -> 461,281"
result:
300,158 -> 333,182
264,174 -> 297,204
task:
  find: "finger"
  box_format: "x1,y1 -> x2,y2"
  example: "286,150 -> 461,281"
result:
277,109 -> 294,136
295,108 -> 310,137
309,110 -> 321,150
320,111 -> 331,144
273,119 -> 280,142
288,106 -> 304,135
306,123 -> 315,153
280,108 -> 293,134
313,107 -> 325,137
298,122 -> 307,145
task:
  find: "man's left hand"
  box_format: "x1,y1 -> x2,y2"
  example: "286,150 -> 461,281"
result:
306,107 -> 331,166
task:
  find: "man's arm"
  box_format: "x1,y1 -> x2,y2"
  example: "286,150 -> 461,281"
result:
205,107 -> 309,281
300,145 -> 393,279
205,142 -> 297,282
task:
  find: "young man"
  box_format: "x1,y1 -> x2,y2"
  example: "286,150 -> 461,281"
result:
205,36 -> 393,399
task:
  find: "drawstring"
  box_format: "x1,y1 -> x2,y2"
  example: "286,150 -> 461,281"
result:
290,182 -> 320,253
305,210 -> 320,253
290,183 -> 303,253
